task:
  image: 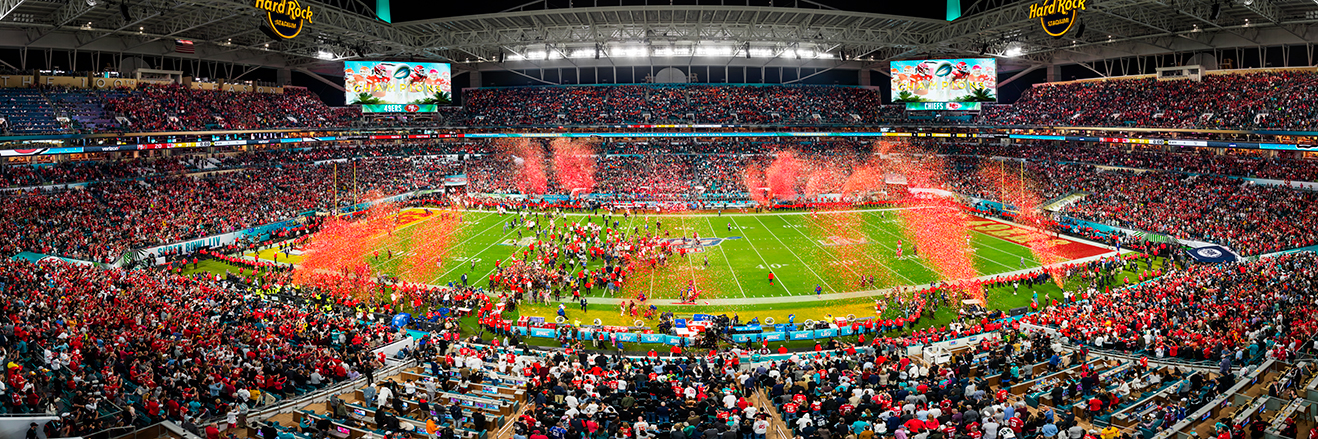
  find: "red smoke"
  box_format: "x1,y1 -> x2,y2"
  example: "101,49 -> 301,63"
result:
402,209 -> 464,283
551,139 -> 597,194
499,139 -> 547,195
764,151 -> 802,200
294,202 -> 399,300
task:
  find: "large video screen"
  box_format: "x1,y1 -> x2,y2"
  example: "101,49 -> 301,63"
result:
890,58 -> 996,106
344,61 -> 451,113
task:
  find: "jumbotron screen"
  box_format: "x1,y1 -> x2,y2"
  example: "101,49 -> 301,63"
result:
890,58 -> 997,109
344,61 -> 452,113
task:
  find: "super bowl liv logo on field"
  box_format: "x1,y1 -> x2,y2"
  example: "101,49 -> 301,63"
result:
1029,0 -> 1086,37
254,0 -> 313,39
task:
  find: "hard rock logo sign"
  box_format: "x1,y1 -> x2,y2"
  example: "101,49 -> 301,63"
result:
254,0 -> 314,39
1029,0 -> 1086,37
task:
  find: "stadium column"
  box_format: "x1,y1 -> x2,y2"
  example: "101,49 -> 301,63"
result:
1047,65 -> 1061,82
278,68 -> 291,86
470,71 -> 482,88
858,69 -> 870,86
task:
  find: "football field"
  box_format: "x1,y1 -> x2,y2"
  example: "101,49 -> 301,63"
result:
250,206 -> 1111,307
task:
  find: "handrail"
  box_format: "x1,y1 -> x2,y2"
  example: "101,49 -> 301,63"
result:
213,357 -> 418,429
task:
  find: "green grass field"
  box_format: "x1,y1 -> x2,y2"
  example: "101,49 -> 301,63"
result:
207,205 -> 1172,351
244,206 -> 1114,319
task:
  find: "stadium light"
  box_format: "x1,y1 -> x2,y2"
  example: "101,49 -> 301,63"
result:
1004,47 -> 1023,57
316,50 -> 334,60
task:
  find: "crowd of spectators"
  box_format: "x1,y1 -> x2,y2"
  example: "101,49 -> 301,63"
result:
4,70 -> 1318,133
931,151 -> 1318,256
0,152 -> 458,262
468,252 -> 1318,439
102,85 -> 358,132
3,138 -> 1317,263
981,71 -> 1318,130
0,259 -> 402,437
454,85 -> 907,126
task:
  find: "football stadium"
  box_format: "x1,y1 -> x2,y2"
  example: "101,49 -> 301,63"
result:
1,0 -> 1317,438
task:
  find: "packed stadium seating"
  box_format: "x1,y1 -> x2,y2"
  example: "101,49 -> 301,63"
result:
2,70 -> 1318,133
102,85 -> 359,132
0,259 -> 402,437
2,138 -> 1315,265
454,84 -> 903,126
982,71 -> 1318,130
5,69 -> 1318,439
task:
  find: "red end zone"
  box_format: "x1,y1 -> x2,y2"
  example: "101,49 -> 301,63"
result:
966,216 -> 1110,260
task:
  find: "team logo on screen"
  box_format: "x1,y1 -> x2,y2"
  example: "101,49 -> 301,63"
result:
1029,0 -> 1085,37
255,0 -> 313,39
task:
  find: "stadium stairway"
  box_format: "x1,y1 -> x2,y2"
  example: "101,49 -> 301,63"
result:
752,388 -> 791,439
1042,191 -> 1088,212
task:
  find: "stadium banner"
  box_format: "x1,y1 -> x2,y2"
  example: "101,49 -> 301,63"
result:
345,61 -> 451,111
614,332 -> 639,343
1185,245 -> 1239,264
360,104 -> 438,113
763,332 -> 786,342
663,335 -> 686,346
10,251 -> 96,267
904,102 -> 983,111
789,330 -> 815,340
6,131 -> 1308,156
639,333 -> 666,344
1241,177 -> 1318,191
528,328 -> 555,338
815,328 -> 838,338
838,326 -> 854,336
442,174 -> 469,186
891,58 -> 996,104
513,326 -> 528,336
731,333 -> 755,343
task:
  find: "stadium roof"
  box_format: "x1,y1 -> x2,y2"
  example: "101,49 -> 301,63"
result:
0,0 -> 1315,76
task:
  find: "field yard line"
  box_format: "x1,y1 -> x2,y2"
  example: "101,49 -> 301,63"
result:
728,216 -> 793,296
676,215 -> 703,299
781,214 -> 915,285
703,216 -> 747,298
858,210 -> 1020,273
426,215 -> 525,285
749,215 -> 837,294
800,212 -> 925,285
